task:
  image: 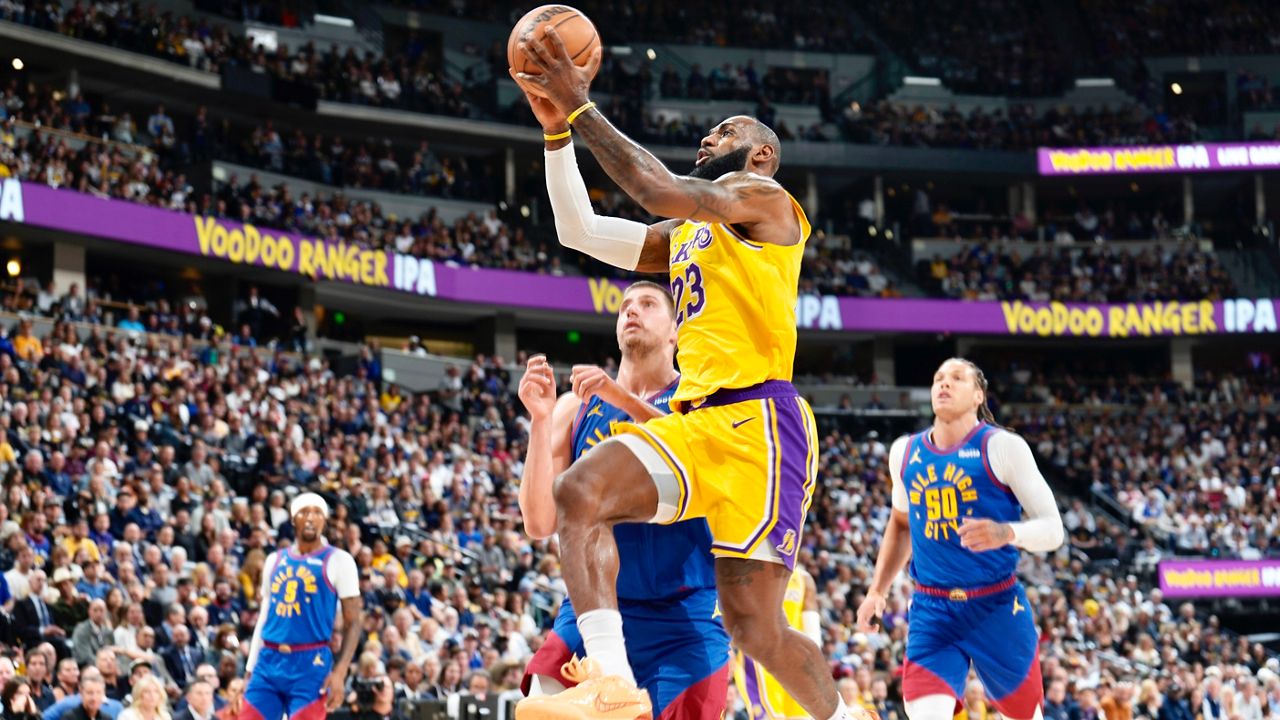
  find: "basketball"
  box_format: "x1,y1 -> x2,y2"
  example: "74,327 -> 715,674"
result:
507,5 -> 601,97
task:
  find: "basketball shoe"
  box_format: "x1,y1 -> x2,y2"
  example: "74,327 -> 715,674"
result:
516,657 -> 652,720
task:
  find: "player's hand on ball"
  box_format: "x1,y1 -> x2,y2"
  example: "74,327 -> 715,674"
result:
855,590 -> 886,632
570,364 -> 627,406
514,27 -> 603,115
508,69 -> 569,132
519,355 -> 558,420
957,518 -> 1015,552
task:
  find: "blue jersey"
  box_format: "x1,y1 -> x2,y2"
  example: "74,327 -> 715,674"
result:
570,378 -> 717,601
261,546 -> 340,646
901,423 -> 1021,588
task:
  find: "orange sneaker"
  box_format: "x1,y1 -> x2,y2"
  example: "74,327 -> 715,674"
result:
517,657 -> 652,720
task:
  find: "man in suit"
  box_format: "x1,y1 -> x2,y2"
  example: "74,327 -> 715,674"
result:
173,681 -> 216,720
72,600 -> 117,667
163,625 -> 202,689
14,570 -> 70,658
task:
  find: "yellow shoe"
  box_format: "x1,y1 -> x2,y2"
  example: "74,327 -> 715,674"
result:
517,657 -> 652,720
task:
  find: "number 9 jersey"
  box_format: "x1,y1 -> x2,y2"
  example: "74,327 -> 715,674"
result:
666,192 -> 811,405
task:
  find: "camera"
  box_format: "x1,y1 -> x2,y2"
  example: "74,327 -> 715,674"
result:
353,677 -> 387,710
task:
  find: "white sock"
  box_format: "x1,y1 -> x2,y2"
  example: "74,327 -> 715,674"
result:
576,609 -> 636,685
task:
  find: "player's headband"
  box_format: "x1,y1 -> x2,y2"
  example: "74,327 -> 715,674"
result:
291,492 -> 330,518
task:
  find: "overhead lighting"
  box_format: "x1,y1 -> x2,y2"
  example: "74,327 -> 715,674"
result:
10,58 -> 22,70
903,76 -> 941,87
6,259 -> 19,277
314,14 -> 355,27
646,48 -> 657,61
1075,78 -> 1116,88
1171,82 -> 1183,95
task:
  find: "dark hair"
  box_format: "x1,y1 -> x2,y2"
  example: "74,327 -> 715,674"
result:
624,281 -> 675,318
2,678 -> 30,715
943,357 -> 998,426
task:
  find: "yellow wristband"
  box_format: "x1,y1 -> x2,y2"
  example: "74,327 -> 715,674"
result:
566,101 -> 596,125
543,129 -> 572,141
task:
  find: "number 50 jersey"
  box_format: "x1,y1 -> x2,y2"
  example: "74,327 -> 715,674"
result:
666,192 -> 811,405
896,423 -> 1023,589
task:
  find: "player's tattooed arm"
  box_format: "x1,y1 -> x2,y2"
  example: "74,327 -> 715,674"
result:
574,113 -> 797,242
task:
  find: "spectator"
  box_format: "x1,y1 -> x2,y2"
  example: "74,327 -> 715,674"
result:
4,679 -> 43,720
171,682 -> 214,720
118,676 -> 170,720
72,600 -> 117,667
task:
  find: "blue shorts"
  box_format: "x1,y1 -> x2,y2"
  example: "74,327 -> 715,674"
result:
244,646 -> 333,720
522,589 -> 730,720
903,583 -> 1043,719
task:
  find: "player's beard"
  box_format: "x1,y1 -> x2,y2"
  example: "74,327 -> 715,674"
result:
621,332 -> 660,361
689,146 -> 750,180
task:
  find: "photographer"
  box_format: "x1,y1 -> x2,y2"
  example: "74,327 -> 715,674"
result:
335,674 -> 400,720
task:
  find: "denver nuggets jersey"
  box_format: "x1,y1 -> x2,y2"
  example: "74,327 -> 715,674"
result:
571,378 -> 717,600
901,424 -> 1022,588
667,193 -> 811,404
261,547 -> 339,646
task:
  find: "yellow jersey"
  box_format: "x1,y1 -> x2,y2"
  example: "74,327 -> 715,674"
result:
734,569 -> 809,720
667,192 -> 811,404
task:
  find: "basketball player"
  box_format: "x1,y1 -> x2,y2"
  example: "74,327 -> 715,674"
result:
510,30 -> 862,720
855,358 -> 1065,720
244,494 -> 363,720
517,281 -> 729,719
733,566 -> 821,720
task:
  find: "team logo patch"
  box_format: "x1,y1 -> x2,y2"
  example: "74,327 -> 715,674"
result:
775,530 -> 797,556
313,654 -> 325,667
909,448 -> 922,465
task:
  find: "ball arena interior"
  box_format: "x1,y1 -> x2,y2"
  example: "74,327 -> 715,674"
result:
0,2 -> 1278,720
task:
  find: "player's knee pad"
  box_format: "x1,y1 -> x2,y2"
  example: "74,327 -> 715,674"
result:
905,694 -> 958,720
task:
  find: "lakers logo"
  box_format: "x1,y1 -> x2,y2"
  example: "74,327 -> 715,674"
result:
908,462 -> 980,541
775,530 -> 797,557
270,565 -> 319,618
693,226 -> 713,249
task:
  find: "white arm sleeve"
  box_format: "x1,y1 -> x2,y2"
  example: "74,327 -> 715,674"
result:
987,431 -> 1066,552
326,550 -> 361,599
246,551 -> 280,672
545,142 -> 649,270
888,436 -> 910,512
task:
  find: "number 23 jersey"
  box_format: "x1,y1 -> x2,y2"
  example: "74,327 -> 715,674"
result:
889,423 -> 1024,588
667,191 -> 811,405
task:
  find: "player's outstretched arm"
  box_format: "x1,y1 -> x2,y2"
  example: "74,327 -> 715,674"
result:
513,28 -> 793,232
517,355 -> 579,539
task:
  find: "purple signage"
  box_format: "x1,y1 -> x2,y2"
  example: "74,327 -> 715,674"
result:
1159,559 -> 1280,598
1038,141 -> 1280,175
3,179 -> 1279,336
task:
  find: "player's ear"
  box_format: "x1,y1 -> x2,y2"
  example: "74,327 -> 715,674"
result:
752,143 -> 775,165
